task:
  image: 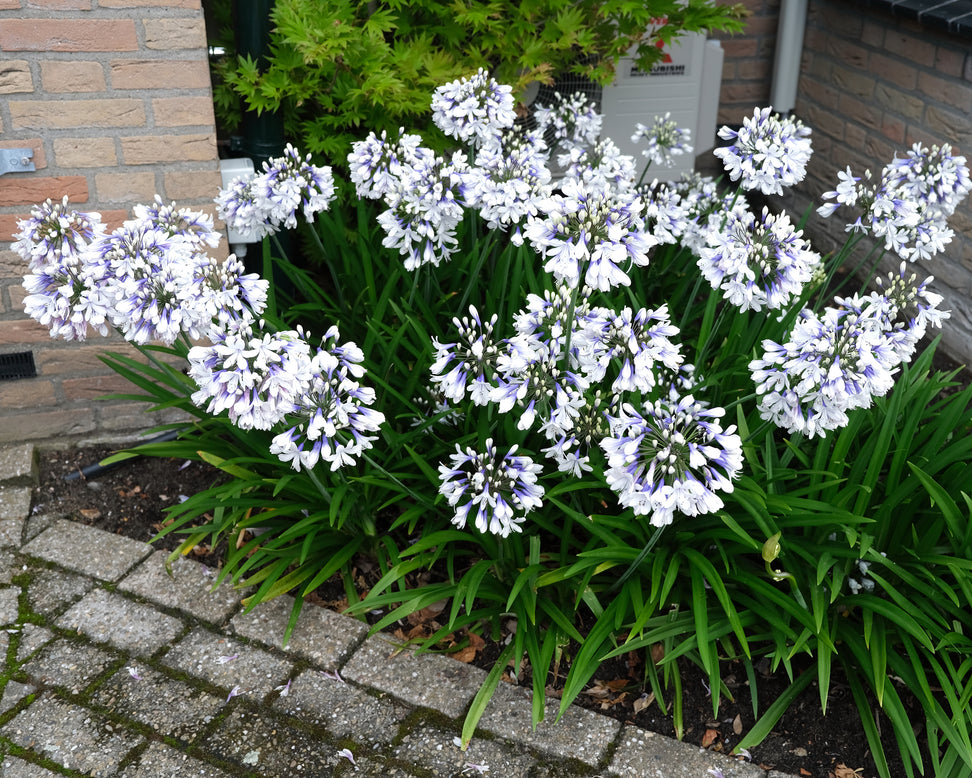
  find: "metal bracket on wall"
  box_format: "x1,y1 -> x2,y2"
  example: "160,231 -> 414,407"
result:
0,148 -> 36,176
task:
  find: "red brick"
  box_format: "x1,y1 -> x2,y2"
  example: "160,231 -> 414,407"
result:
36,344 -> 125,375
110,59 -> 211,90
881,114 -> 906,145
824,37 -> 868,71
838,94 -> 882,130
831,65 -> 875,100
0,138 -> 46,169
0,215 -> 29,242
0,176 -> 88,207
0,0 -> 22,8
0,19 -> 136,52
935,46 -> 966,78
99,0 -> 198,5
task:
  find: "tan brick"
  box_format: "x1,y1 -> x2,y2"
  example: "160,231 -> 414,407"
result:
831,65 -> 874,100
62,373 -> 134,400
719,38 -> 758,59
0,317 -> 56,345
143,17 -> 207,50
151,96 -> 215,128
0,19 -> 136,52
869,53 -> 917,91
10,99 -> 145,130
0,407 -> 96,444
0,60 -> 32,95
924,105 -> 972,146
0,138 -> 46,170
884,29 -> 936,68
0,176 -> 88,208
40,60 -> 104,93
120,133 -> 216,165
26,0 -> 91,8
935,47 -> 966,79
838,94 -> 881,130
0,378 -> 55,409
824,37 -> 868,71
95,171 -> 157,203
0,0 -> 21,8
36,343 -> 127,375
873,83 -> 925,122
8,283 -> 26,310
53,137 -> 117,168
163,169 -> 220,201
99,0 -> 198,6
918,72 -> 972,114
863,134 -> 896,166
860,19 -> 884,48
111,59 -> 211,90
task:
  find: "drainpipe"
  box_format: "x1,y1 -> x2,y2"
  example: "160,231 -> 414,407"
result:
770,0 -> 809,115
232,0 -> 284,169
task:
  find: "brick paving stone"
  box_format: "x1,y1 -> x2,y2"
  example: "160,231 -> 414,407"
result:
0,517 -> 24,548
118,741 -> 236,778
0,444 -> 37,488
273,669 -> 409,746
92,666 -> 224,745
608,725 -> 765,778
20,519 -> 151,581
327,755 -> 421,777
0,680 -> 35,714
231,595 -> 367,670
118,552 -> 241,626
15,624 -> 55,664
21,513 -> 60,543
1,693 -> 144,776
160,627 -> 293,701
342,633 -> 488,719
478,681 -> 621,767
392,723 -> 539,778
20,638 -> 119,695
0,548 -> 17,584
0,756 -> 61,776
0,586 -> 19,624
0,486 -> 30,522
201,706 -> 344,776
56,588 -> 184,657
23,565 -> 94,619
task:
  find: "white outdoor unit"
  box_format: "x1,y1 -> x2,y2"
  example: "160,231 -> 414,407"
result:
600,33 -> 724,182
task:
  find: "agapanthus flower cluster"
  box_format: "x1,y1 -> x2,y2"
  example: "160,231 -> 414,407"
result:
600,396 -> 743,527
697,207 -> 821,312
430,306 -> 500,406
524,178 -> 658,291
714,107 -> 812,195
438,439 -> 544,537
347,129 -> 433,200
632,112 -> 693,169
818,143 -> 971,262
557,137 -> 637,189
217,144 -> 335,240
269,327 -> 385,471
532,91 -> 602,149
460,128 -> 552,244
749,271 -> 948,438
431,68 -> 516,146
18,198 -> 268,344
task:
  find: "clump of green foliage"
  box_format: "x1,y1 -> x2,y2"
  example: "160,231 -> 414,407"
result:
210,0 -> 744,161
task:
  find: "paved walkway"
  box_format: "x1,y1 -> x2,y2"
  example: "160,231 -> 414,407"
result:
0,444 -> 790,778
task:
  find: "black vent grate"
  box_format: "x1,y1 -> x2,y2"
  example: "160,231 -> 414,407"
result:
0,351 -> 37,381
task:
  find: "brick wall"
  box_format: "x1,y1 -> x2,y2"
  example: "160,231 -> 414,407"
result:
710,0 -> 781,125
785,0 -> 972,365
0,0 -> 222,445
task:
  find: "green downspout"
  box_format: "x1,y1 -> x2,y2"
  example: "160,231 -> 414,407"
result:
232,0 -> 284,169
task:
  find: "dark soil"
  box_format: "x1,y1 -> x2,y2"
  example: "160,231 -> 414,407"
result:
29,443 -> 943,778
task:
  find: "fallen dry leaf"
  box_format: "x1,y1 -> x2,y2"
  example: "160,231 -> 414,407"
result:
453,645 -> 477,663
800,769 -> 811,776
632,692 -> 655,714
732,713 -> 743,735
701,728 -> 719,749
833,765 -> 863,778
79,508 -> 102,520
